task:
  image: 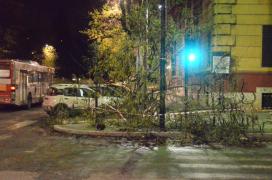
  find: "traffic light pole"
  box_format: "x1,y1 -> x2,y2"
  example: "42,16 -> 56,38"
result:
184,58 -> 189,122
184,34 -> 190,122
159,0 -> 166,131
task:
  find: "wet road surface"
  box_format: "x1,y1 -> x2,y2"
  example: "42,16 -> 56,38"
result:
0,106 -> 272,179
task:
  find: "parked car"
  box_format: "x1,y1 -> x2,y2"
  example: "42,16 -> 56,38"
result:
42,84 -> 120,116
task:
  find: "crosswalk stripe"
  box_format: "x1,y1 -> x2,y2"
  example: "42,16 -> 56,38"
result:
178,163 -> 272,170
181,172 -> 272,179
173,156 -> 272,163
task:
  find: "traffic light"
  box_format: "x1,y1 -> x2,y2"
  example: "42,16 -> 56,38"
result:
188,53 -> 196,62
183,47 -> 201,68
183,35 -> 202,68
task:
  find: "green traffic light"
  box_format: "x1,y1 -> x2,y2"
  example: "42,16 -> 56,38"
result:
188,53 -> 196,62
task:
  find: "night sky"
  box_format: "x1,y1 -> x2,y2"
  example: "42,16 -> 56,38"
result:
0,0 -> 105,77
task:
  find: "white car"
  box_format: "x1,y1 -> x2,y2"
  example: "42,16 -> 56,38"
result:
42,84 -> 118,115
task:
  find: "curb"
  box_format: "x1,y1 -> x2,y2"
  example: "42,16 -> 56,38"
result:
53,124 -> 272,141
248,133 -> 272,141
53,125 -> 187,139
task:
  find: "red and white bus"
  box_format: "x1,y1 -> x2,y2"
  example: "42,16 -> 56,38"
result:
0,59 -> 54,108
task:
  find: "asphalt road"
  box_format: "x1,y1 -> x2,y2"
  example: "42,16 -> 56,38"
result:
0,106 -> 272,180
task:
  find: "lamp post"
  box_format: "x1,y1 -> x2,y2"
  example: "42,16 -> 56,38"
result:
159,0 -> 166,131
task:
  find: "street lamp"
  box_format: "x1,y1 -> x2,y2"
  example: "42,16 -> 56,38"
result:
42,44 -> 57,68
158,4 -> 162,10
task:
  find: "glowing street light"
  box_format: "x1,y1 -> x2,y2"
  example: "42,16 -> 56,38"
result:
158,4 -> 162,10
42,44 -> 57,68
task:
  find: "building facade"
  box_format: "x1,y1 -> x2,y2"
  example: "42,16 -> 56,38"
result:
177,0 -> 272,110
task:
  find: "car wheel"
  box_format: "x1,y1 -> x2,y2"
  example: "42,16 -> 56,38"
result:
52,104 -> 70,118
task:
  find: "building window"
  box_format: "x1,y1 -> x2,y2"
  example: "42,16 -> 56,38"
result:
262,93 -> 272,109
262,25 -> 272,67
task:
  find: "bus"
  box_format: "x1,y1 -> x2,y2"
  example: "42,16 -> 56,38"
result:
0,59 -> 54,108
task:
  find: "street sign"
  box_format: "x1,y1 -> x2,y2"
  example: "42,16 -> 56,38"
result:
212,55 -> 230,74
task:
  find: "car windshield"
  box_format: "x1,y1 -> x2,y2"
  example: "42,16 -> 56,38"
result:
47,87 -> 64,96
77,88 -> 95,98
63,88 -> 77,97
62,87 -> 95,97
92,85 -> 127,97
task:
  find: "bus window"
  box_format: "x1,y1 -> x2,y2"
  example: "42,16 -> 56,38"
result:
33,73 -> 38,83
41,73 -> 47,82
27,74 -> 33,84
38,73 -> 42,83
0,64 -> 10,78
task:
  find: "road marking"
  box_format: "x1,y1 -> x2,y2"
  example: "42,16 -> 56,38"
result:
8,120 -> 37,130
181,172 -> 272,179
173,155 -> 272,162
178,163 -> 272,170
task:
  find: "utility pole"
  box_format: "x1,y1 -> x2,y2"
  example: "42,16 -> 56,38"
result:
159,0 -> 166,131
